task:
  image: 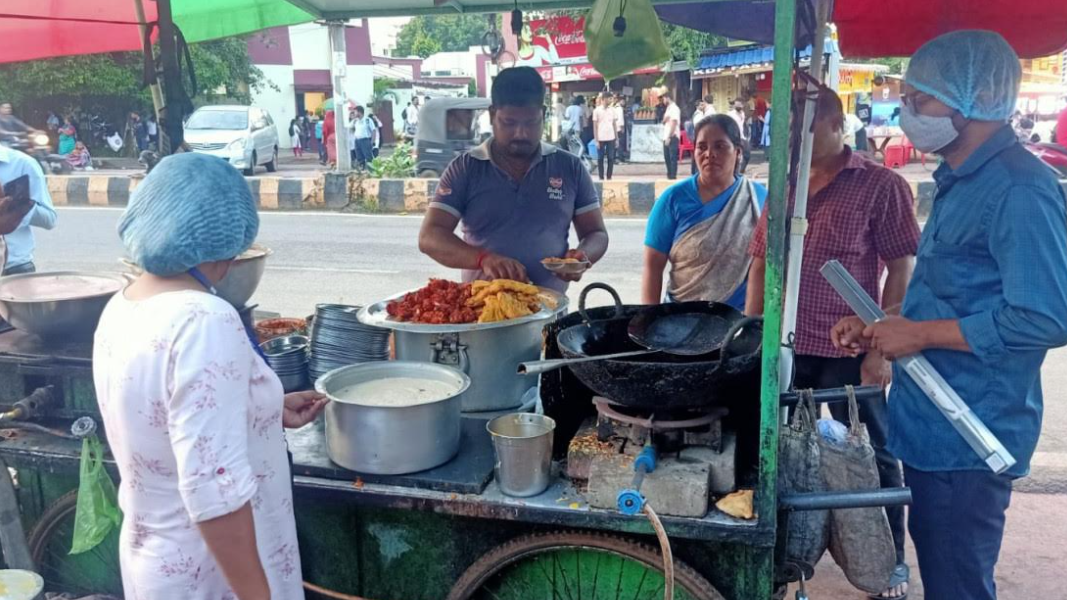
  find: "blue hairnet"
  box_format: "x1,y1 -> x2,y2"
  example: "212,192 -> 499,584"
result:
119,153 -> 258,276
904,30 -> 1021,121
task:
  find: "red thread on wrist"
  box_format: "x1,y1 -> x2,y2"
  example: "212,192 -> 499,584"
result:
476,250 -> 490,270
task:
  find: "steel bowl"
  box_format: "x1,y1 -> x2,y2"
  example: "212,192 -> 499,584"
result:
316,361 -> 469,475
217,245 -> 272,308
0,271 -> 127,340
260,334 -> 309,357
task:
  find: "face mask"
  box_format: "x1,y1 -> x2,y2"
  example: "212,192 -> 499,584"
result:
899,102 -> 960,153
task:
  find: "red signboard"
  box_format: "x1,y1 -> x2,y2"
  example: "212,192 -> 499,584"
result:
516,16 -> 588,68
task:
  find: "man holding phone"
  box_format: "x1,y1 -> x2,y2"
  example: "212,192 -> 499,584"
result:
0,145 -> 57,274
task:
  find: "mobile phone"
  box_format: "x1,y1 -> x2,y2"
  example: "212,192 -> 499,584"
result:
2,175 -> 29,203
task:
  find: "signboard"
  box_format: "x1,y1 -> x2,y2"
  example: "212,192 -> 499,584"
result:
535,63 -> 660,83
516,16 -> 588,68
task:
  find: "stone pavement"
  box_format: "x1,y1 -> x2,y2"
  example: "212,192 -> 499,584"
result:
788,491 -> 1066,599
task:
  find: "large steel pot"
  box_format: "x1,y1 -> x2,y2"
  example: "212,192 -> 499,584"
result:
0,271 -> 126,340
316,361 -> 469,475
359,288 -> 568,412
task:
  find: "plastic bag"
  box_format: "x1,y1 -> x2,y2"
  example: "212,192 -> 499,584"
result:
778,391 -> 829,567
821,386 -> 896,593
585,0 -> 671,81
70,435 -> 122,555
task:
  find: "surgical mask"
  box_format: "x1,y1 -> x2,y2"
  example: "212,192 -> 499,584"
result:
899,102 -> 959,153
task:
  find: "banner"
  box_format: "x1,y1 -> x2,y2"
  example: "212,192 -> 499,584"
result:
515,16 -> 588,68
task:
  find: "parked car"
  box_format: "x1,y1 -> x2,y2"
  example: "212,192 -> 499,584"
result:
184,105 -> 279,175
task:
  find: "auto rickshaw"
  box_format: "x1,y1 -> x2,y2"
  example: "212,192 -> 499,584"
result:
413,97 -> 491,178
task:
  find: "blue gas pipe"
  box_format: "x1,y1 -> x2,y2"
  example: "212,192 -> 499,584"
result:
616,445 -> 657,515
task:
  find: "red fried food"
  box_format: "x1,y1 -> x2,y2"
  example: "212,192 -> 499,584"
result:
386,279 -> 478,324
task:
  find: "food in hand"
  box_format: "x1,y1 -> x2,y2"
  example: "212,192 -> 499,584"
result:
386,279 -> 554,324
542,257 -> 581,265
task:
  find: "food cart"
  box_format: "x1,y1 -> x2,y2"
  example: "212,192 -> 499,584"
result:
0,0 -> 1064,599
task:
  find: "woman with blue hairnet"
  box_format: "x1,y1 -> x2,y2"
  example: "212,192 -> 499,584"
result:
833,30 -> 1067,600
93,153 -> 328,599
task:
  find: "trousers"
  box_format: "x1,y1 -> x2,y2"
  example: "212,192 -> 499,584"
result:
905,466 -> 1013,600
663,136 -> 680,179
597,140 -> 616,180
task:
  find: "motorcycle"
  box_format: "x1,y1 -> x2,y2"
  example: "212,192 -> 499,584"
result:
1023,141 -> 1067,178
0,132 -> 72,175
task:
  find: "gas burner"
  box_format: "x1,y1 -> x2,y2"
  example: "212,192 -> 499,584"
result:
592,397 -> 727,454
593,398 -> 726,431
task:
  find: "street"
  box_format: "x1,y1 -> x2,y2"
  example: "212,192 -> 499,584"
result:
38,207 -> 1067,598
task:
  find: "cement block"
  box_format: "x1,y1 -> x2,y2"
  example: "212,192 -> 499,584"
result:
680,432 -> 736,495
586,453 -> 710,518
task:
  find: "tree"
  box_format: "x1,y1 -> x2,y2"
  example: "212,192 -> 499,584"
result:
661,24 -> 726,68
0,37 -> 269,128
394,15 -> 497,58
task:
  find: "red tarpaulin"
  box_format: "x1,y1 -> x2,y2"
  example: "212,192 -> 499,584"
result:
834,0 -> 1067,58
0,2 -> 150,64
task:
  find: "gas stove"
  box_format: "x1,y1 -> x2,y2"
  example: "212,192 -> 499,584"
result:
566,397 -> 737,518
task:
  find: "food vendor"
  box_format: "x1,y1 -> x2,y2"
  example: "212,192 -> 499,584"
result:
418,66 -> 609,293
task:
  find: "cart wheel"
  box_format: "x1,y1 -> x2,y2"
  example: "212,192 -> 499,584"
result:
446,530 -> 725,600
27,490 -> 123,597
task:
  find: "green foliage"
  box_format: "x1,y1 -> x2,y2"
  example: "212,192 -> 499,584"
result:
661,24 -> 726,67
368,142 -> 415,178
373,78 -> 401,104
862,57 -> 909,75
394,15 -> 498,58
0,37 -> 268,128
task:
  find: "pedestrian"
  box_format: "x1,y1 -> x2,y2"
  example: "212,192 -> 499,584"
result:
288,118 -> 303,158
752,94 -> 768,148
0,142 -> 57,274
690,96 -> 715,174
46,112 -> 60,132
352,106 -> 376,169
58,117 -> 77,156
298,115 -> 311,151
562,96 -> 585,156
593,94 -> 619,180
314,116 -> 326,165
146,114 -> 159,147
728,99 -> 751,173
580,96 -> 594,157
66,140 -> 93,171
855,96 -> 872,152
369,111 -> 384,158
612,95 -> 626,162
129,112 -> 149,153
323,109 -> 337,167
832,30 -> 1067,600
404,97 -> 421,141
661,93 -> 681,180
747,83 -> 921,600
760,105 -> 772,148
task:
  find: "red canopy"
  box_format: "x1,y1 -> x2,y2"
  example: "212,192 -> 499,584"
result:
834,0 -> 1067,58
1,2 -> 151,64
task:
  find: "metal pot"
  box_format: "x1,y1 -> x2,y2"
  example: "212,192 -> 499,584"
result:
316,361 -> 469,475
359,288 -> 568,412
0,271 -> 126,340
119,244 -> 271,308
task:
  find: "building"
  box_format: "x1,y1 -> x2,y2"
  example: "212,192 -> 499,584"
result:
247,21 -> 375,149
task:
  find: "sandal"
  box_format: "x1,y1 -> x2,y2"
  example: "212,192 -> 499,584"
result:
868,563 -> 909,600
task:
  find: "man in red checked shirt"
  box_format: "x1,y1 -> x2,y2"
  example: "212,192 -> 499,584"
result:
745,86 -> 920,600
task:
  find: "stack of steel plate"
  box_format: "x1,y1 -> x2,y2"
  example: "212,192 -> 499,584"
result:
260,335 -> 310,392
309,304 -> 390,381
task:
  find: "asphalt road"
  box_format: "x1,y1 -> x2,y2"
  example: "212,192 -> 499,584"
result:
34,207 -> 1067,492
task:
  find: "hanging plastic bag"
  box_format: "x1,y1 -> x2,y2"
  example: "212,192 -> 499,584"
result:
585,0 -> 671,81
777,390 -> 829,567
70,434 -> 122,555
821,386 -> 896,593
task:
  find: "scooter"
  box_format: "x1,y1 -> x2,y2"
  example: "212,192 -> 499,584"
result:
0,132 -> 72,175
1023,140 -> 1067,178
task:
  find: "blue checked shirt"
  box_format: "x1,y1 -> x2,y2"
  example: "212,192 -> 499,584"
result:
887,126 -> 1067,477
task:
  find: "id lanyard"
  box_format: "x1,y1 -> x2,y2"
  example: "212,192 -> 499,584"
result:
188,267 -> 269,362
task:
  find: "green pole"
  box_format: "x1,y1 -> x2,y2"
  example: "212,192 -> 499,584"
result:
756,0 -> 797,524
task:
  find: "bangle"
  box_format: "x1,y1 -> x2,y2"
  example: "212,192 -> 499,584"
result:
476,250 -> 490,270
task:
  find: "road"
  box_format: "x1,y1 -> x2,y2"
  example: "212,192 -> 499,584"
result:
37,208 -> 1067,598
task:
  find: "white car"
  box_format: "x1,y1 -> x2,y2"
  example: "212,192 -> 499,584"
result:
184,105 -> 279,175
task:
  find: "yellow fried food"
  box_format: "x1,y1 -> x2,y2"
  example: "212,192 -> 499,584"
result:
469,279 -> 540,305
715,489 -> 756,520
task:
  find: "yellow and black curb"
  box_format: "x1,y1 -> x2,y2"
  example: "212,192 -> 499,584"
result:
46,175 -> 1060,219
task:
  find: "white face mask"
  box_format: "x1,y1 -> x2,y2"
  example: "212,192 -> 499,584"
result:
899,102 -> 960,153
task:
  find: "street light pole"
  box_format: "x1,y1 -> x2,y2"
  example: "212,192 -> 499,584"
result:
328,21 -> 352,172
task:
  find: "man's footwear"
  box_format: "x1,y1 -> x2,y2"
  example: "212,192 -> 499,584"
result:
867,563 -> 909,600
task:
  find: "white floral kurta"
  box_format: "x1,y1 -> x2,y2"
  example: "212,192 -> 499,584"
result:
93,290 -> 304,600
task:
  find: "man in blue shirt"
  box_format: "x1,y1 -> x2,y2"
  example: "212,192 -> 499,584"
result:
352,106 -> 376,169
833,31 -> 1067,600
419,67 -> 608,292
0,145 -> 58,274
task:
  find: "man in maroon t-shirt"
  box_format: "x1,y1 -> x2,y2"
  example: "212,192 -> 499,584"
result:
746,86 -> 920,600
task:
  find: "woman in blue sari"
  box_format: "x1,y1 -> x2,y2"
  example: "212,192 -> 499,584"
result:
641,114 -> 767,309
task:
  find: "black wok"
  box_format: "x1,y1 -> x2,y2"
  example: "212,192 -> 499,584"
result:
554,284 -> 763,409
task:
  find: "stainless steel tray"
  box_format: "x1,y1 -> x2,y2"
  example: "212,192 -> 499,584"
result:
358,286 -> 569,333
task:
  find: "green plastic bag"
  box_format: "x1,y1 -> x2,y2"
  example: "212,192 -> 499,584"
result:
585,0 -> 672,81
70,434 -> 122,555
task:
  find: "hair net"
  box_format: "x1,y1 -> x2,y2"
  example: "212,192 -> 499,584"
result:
904,30 -> 1021,121
119,153 -> 258,276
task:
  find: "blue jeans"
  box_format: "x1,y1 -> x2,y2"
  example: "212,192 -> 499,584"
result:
904,465 -> 1013,600
355,138 -> 374,168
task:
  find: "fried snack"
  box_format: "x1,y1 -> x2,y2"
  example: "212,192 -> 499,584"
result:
543,257 -> 580,264
388,279 -> 549,324
468,279 -> 540,306
715,489 -> 756,520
